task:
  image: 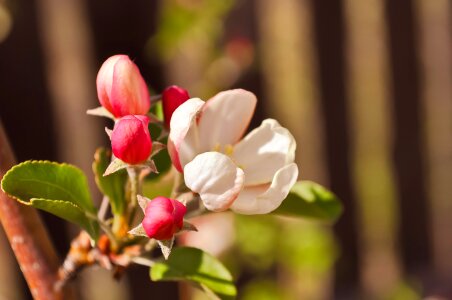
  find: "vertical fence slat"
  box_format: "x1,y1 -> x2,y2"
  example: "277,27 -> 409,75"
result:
256,0 -> 327,185
418,0 -> 452,295
310,0 -> 360,297
256,0 -> 330,298
385,0 -> 432,278
345,0 -> 401,297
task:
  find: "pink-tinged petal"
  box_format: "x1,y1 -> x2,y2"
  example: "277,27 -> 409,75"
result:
184,152 -> 245,212
162,85 -> 190,128
168,98 -> 204,172
97,55 -> 150,117
230,163 -> 298,215
233,119 -> 296,185
197,89 -> 256,152
110,56 -> 150,117
96,55 -> 123,113
111,115 -> 152,164
178,213 -> 234,256
170,198 -> 186,229
142,197 -> 186,240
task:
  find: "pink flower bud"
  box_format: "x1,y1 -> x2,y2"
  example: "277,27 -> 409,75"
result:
111,115 -> 152,164
162,85 -> 190,127
142,197 -> 186,240
97,55 -> 150,118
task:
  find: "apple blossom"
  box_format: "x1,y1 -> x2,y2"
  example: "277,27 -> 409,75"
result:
168,89 -> 299,215
162,85 -> 190,128
142,196 -> 186,240
96,55 -> 150,118
111,115 -> 152,164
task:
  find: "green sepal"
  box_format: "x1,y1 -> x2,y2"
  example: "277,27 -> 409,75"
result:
157,238 -> 174,260
86,106 -> 115,120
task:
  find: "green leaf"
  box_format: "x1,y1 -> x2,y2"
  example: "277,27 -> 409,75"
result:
150,247 -> 236,300
148,139 -> 171,179
272,181 -> 343,222
93,148 -> 127,215
1,160 -> 99,239
147,122 -> 172,180
31,199 -> 98,239
142,176 -> 172,199
148,119 -> 164,141
2,161 -> 95,211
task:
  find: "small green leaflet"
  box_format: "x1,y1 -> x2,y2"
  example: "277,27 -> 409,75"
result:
1,160 -> 99,240
273,181 -> 343,222
92,148 -> 127,215
150,247 -> 236,300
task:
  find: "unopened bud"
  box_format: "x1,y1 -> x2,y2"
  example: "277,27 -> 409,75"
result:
162,85 -> 190,127
142,197 -> 186,240
97,55 -> 150,117
111,115 -> 152,164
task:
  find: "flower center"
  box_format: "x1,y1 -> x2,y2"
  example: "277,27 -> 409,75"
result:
213,143 -> 235,157
212,143 -> 245,170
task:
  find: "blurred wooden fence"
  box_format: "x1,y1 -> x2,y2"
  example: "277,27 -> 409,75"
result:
0,0 -> 451,299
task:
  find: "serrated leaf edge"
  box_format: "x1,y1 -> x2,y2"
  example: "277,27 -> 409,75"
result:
1,160 -> 91,206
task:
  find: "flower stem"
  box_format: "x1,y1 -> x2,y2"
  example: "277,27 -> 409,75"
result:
85,212 -> 119,250
127,167 -> 140,226
170,170 -> 183,199
170,169 -> 190,199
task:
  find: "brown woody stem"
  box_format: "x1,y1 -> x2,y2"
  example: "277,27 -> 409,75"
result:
0,121 -> 63,300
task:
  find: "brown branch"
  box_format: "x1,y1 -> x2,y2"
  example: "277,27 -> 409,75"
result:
0,121 -> 62,300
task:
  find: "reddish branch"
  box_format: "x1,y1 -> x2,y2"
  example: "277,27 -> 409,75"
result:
0,122 -> 63,300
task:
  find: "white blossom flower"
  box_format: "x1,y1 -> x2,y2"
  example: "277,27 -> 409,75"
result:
168,89 -> 299,214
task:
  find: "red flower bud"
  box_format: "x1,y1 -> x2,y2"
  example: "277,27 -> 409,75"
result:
111,115 -> 152,164
142,197 -> 186,240
162,85 -> 190,127
97,55 -> 150,118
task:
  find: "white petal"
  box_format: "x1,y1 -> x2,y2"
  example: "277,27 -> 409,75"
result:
184,152 -> 245,212
168,98 -> 204,171
197,89 -> 256,152
233,119 -> 296,185
230,163 -> 298,215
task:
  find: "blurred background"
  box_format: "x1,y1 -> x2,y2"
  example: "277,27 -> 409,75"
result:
0,0 -> 451,299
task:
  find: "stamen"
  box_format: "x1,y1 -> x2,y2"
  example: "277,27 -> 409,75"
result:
225,144 -> 234,156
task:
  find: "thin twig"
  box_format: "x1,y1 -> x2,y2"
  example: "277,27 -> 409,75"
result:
85,212 -> 118,250
97,195 -> 110,220
150,94 -> 162,104
131,256 -> 156,267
